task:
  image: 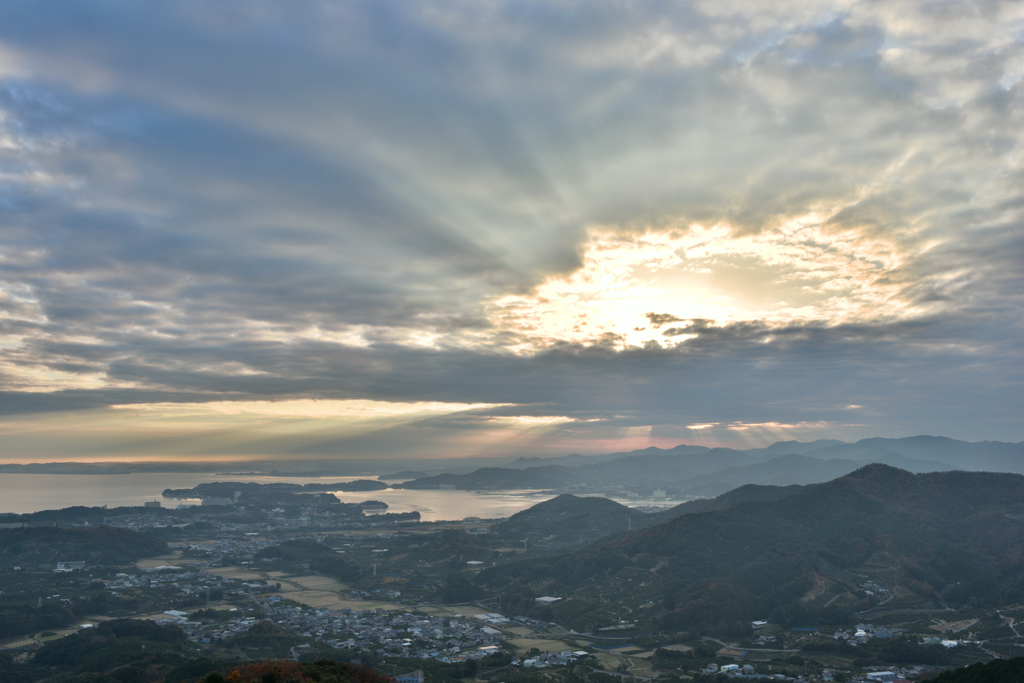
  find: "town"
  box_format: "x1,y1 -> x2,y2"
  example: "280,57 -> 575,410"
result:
3,475 -> 1022,683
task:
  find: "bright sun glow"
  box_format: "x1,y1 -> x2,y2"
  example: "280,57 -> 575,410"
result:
488,216 -> 925,351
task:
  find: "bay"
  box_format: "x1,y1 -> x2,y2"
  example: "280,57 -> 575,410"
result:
0,473 -> 560,522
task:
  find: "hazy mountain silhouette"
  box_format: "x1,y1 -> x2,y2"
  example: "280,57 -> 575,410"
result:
399,436 -> 1020,496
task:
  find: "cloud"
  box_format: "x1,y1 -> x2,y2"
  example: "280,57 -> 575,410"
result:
0,0 -> 1019,457
645,313 -> 685,327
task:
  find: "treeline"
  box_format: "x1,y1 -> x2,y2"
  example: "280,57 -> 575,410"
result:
18,619 -> 221,683
308,648 -> 512,683
0,652 -> 30,683
0,603 -> 76,640
802,636 -> 959,666
441,573 -> 485,603
255,539 -> 365,582
200,659 -> 396,683
310,556 -> 365,583
930,656 -> 1024,683
33,619 -> 187,667
0,525 -> 167,566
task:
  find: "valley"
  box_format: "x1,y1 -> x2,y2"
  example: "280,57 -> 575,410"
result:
2,459 -> 1024,682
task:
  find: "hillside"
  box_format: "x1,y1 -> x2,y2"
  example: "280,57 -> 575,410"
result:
653,482 -> 805,521
495,494 -> 647,546
475,465 -> 1024,634
0,526 -> 167,566
15,619 -> 397,683
930,656 -> 1024,682
676,451 -> 956,498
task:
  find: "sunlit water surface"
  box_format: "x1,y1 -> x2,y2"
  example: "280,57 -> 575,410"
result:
0,473 -> 577,522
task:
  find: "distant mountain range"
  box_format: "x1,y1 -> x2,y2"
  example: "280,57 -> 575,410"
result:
395,436 -> 1024,498
2,436 -> 1021,503
474,465 -> 1024,634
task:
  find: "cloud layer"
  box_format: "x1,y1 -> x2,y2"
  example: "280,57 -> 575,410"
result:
0,0 -> 1020,458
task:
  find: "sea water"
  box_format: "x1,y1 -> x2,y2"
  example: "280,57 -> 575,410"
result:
0,472 -> 560,522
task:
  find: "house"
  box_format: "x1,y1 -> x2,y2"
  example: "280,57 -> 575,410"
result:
56,561 -> 86,571
865,673 -> 896,683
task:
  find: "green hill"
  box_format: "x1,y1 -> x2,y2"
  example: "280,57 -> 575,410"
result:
653,482 -> 805,521
0,525 -> 167,566
496,494 -> 646,546
476,465 -> 1024,634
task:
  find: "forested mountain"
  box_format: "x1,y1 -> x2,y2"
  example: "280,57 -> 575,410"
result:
475,465 -> 1024,634
495,494 -> 646,545
652,482 -> 805,521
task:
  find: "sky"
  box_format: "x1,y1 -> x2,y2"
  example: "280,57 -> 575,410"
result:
0,0 -> 1021,462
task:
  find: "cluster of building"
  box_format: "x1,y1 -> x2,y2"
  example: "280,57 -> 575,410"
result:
109,569 -> 235,596
860,582 -> 892,597
158,610 -> 257,641
473,613 -> 511,626
847,668 -> 930,683
832,623 -> 902,644
698,663 -> 934,682
703,663 -> 759,676
919,637 -> 974,648
185,604 -> 511,663
510,615 -> 552,630
104,505 -> 412,536
515,650 -> 590,668
171,536 -> 277,563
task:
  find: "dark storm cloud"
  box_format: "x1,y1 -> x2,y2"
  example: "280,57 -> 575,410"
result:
0,0 -> 1020,454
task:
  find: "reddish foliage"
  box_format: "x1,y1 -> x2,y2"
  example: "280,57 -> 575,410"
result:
221,660 -> 306,682
210,658 -> 396,683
